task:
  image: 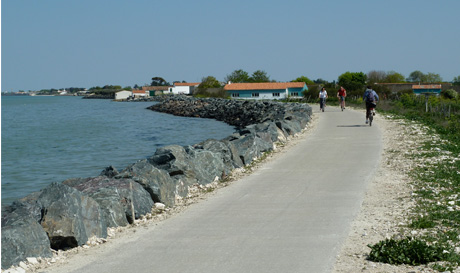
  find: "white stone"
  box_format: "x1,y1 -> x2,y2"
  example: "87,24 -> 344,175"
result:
154,203 -> 166,211
4,268 -> 26,273
26,257 -> 39,264
18,262 -> 28,269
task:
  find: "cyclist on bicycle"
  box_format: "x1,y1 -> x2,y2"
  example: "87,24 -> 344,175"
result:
337,86 -> 347,110
363,86 -> 379,124
319,87 -> 328,112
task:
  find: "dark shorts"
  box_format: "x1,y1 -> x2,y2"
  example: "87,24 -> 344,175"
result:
339,96 -> 345,101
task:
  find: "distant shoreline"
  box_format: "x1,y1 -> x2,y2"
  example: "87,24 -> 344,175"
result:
1,93 -> 79,97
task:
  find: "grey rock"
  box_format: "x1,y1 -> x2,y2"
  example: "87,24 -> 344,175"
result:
194,139 -> 234,175
185,146 -> 226,184
63,176 -> 154,226
118,160 -> 176,208
149,144 -> 226,197
100,165 -> 119,178
37,182 -> 107,249
229,134 -> 271,165
1,206 -> 52,269
149,145 -> 195,196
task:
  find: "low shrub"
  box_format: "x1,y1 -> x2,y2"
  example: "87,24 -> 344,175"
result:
441,89 -> 459,100
368,237 -> 446,265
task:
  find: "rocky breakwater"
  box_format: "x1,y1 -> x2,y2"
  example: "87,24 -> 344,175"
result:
1,96 -> 312,270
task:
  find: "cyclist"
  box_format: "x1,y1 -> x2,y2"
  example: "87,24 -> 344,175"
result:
363,86 -> 379,124
337,86 -> 347,110
319,87 -> 328,112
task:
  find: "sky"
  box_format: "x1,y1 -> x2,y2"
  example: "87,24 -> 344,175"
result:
1,0 -> 459,92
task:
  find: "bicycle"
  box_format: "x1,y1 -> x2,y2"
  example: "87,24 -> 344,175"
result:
368,102 -> 376,126
320,98 -> 326,112
339,96 -> 345,111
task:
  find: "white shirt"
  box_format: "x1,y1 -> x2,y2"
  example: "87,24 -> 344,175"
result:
319,90 -> 327,98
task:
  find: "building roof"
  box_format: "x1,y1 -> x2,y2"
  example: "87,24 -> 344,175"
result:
412,84 -> 442,89
224,82 -> 305,91
141,86 -> 171,91
174,82 -> 201,87
133,90 -> 147,94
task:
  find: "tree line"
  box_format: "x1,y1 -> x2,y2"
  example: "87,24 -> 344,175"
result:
28,69 -> 459,96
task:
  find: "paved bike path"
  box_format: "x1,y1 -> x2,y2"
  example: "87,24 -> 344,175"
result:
45,106 -> 382,273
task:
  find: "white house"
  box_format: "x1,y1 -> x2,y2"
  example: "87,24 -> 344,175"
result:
223,82 -> 308,100
115,90 -> 132,100
132,89 -> 148,98
168,82 -> 200,95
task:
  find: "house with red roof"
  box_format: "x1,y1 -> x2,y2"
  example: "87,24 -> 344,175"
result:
223,82 -> 307,100
132,89 -> 148,98
412,84 -> 442,96
140,86 -> 171,96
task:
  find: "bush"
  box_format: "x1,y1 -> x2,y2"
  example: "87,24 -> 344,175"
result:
368,237 -> 446,265
441,89 -> 459,100
400,93 -> 417,107
193,88 -> 228,98
303,85 -> 318,98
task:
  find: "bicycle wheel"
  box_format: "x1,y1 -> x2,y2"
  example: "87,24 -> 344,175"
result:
369,114 -> 373,126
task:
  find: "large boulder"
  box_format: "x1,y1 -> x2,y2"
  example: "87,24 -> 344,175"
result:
228,133 -> 273,166
117,160 -> 176,208
185,146 -> 227,183
148,145 -> 226,197
194,139 -> 234,175
63,176 -> 154,226
37,182 -> 107,249
222,137 -> 245,168
148,145 -> 195,197
1,204 -> 52,269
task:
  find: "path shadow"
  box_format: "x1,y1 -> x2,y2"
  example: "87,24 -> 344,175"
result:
337,125 -> 370,128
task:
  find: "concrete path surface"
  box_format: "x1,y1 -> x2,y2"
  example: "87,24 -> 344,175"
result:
43,106 -> 382,273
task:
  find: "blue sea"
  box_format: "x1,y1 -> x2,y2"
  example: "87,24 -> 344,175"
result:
1,96 -> 235,207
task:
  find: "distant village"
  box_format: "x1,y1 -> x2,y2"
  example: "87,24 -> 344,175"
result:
2,82 -> 457,102
3,70 -> 459,101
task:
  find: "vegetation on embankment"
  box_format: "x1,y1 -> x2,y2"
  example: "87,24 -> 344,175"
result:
349,94 -> 460,271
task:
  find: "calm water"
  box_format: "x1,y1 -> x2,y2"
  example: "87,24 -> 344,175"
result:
1,96 -> 235,206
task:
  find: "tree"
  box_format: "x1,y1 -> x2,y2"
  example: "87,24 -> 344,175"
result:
337,72 -> 367,91
452,76 -> 460,86
224,69 -> 250,83
250,70 -> 271,82
292,76 -> 314,85
151,77 -> 170,86
385,71 -> 405,83
423,72 -> 442,83
406,70 -> 425,82
367,70 -> 387,83
198,76 -> 222,89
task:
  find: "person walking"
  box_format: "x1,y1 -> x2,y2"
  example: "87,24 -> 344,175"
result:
337,86 -> 347,110
319,87 -> 328,112
363,86 -> 379,124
